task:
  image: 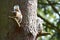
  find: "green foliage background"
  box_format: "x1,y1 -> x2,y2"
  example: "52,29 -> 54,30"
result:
38,0 -> 60,40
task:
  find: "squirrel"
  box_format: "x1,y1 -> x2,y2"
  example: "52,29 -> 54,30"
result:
9,5 -> 22,27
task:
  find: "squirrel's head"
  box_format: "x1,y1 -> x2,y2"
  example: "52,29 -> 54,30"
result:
14,5 -> 20,11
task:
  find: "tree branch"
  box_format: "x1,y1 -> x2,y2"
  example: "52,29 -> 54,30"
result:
46,0 -> 60,16
37,13 -> 60,33
38,3 -> 60,5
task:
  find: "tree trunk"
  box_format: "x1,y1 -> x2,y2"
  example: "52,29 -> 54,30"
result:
0,0 -> 37,40
7,0 -> 37,40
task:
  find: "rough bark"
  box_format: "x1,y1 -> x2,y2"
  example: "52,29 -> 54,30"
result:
7,0 -> 37,40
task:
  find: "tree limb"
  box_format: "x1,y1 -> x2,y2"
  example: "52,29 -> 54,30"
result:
37,13 -> 60,33
46,0 -> 60,16
38,3 -> 60,5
